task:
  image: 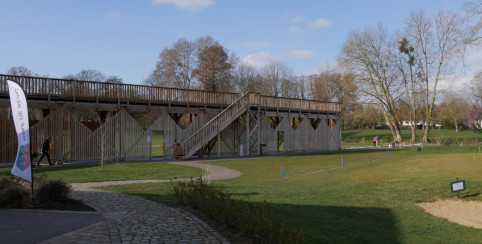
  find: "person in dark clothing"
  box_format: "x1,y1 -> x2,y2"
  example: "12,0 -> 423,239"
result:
37,136 -> 53,166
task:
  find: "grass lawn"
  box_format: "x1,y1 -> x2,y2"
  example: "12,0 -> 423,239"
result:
100,145 -> 482,243
0,163 -> 203,183
342,129 -> 482,148
151,131 -> 164,157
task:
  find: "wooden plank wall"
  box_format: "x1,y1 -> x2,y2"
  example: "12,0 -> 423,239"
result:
0,108 -> 341,163
0,114 -> 17,163
147,112 -> 183,159
30,110 -> 59,162
259,116 -> 342,154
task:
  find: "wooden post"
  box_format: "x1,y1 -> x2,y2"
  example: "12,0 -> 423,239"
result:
163,133 -> 166,160
117,84 -> 120,110
246,110 -> 249,156
232,120 -> 235,155
120,108 -> 125,160
149,130 -> 152,160
217,132 -> 221,157
257,105 -> 261,155
57,103 -> 64,164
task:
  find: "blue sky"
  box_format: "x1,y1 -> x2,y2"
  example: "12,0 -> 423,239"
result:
1,0 -> 472,85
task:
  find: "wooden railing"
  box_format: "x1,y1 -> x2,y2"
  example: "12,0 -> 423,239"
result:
182,93 -> 259,159
0,74 -> 341,113
0,74 -> 239,106
260,95 -> 341,113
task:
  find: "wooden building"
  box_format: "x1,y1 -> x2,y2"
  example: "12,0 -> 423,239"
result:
0,74 -> 342,164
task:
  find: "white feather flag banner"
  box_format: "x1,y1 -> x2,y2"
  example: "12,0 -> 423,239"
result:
7,80 -> 32,182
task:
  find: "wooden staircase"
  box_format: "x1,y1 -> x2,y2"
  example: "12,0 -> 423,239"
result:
181,93 -> 259,159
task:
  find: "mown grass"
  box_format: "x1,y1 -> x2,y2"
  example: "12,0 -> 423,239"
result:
100,145 -> 482,243
0,163 -> 203,183
342,129 -> 482,148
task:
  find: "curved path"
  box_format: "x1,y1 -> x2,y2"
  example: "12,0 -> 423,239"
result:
39,161 -> 241,244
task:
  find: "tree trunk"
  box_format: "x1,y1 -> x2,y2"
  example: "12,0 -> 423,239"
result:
423,105 -> 434,143
454,118 -> 458,132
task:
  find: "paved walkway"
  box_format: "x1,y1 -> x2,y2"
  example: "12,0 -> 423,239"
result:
38,162 -> 240,244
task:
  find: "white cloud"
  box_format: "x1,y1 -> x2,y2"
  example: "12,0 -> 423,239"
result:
152,0 -> 214,11
287,50 -> 314,59
104,11 -> 124,20
307,18 -> 332,28
288,26 -> 302,33
242,51 -> 282,68
145,60 -> 158,66
290,16 -> 304,24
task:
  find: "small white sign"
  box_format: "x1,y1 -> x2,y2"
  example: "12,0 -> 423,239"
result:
163,139 -> 167,144
146,136 -> 151,143
452,182 -> 464,191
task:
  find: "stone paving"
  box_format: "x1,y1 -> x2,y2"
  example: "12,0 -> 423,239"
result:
39,182 -> 229,244
38,161 -> 241,244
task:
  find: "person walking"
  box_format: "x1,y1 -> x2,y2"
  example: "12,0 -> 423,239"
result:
376,135 -> 379,147
373,136 -> 377,147
37,136 -> 53,167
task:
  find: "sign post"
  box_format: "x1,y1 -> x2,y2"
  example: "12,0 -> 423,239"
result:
451,178 -> 466,199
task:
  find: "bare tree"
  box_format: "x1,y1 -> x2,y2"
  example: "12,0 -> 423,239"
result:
234,61 -> 260,94
261,61 -> 294,97
105,75 -> 124,84
310,64 -> 344,102
75,69 -> 106,82
339,23 -> 404,141
395,37 -> 423,142
441,91 -> 468,132
404,9 -> 482,142
6,66 -> 40,76
145,38 -> 197,89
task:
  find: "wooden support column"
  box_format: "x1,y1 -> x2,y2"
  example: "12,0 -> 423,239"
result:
257,105 -> 261,155
149,130 -> 153,160
232,120 -> 235,155
245,110 -> 249,156
56,104 -> 64,164
120,108 -> 125,160
217,132 -> 221,157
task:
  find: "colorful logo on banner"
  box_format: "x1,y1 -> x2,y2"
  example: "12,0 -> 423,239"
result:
15,144 -> 31,171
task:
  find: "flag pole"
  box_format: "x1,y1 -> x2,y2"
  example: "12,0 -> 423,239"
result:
30,134 -> 34,204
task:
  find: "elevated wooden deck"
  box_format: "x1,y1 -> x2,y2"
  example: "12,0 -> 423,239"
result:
0,74 -> 341,115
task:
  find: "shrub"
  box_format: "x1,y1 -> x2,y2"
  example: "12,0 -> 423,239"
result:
0,176 -> 29,207
353,138 -> 358,143
344,137 -> 351,143
464,137 -> 471,146
0,188 -> 25,207
382,136 -> 388,143
36,180 -> 72,204
171,179 -> 314,244
443,138 -> 453,146
444,120 -> 455,129
430,137 -> 435,144
472,138 -> 479,146
453,138 -> 459,145
435,136 -> 444,146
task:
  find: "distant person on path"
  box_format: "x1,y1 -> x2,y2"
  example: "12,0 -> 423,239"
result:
373,136 -> 377,147
37,136 -> 53,167
376,135 -> 379,147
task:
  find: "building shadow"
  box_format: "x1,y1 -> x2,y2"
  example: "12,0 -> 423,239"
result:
126,191 -> 400,244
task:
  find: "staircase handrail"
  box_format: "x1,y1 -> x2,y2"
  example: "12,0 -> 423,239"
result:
182,92 -> 258,157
